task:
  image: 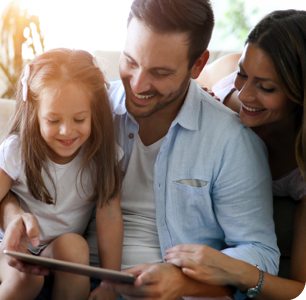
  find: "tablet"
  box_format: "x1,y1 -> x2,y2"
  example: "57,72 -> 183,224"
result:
3,250 -> 135,284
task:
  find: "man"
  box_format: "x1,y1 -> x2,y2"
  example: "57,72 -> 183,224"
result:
1,0 -> 279,299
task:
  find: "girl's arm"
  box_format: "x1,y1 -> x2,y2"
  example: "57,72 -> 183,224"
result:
164,195 -> 306,300
90,192 -> 123,300
0,168 -> 13,203
96,192 -> 123,271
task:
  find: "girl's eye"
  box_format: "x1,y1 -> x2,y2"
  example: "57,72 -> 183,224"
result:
74,119 -> 85,123
48,120 -> 59,124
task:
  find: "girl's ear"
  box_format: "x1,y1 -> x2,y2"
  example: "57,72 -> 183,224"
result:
191,50 -> 210,79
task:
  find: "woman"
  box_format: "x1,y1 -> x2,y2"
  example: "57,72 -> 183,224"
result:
164,9 -> 306,300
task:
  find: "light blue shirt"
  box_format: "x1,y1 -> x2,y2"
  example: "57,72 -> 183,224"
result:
109,79 -> 279,299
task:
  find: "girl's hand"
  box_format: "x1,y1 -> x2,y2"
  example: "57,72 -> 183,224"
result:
88,285 -> 120,300
164,244 -> 240,287
1,213 -> 49,275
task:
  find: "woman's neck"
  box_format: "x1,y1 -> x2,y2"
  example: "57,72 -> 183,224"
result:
252,115 -> 298,180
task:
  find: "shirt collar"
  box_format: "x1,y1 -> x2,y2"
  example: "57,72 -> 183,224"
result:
172,79 -> 201,131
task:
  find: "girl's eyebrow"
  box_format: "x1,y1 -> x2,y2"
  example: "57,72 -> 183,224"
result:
45,110 -> 90,116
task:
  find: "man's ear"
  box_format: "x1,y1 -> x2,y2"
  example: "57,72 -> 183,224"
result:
190,50 -> 210,79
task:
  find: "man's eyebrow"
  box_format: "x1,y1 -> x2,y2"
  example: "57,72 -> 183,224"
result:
123,51 -> 176,73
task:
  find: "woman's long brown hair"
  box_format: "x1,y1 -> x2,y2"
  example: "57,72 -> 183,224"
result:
246,10 -> 306,181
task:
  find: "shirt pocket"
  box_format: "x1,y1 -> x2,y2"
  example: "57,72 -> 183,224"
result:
171,180 -> 216,232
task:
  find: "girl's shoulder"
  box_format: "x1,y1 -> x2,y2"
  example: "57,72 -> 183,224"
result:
0,134 -> 23,181
0,134 -> 20,147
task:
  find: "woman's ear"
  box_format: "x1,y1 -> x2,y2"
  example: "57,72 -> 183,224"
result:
191,50 -> 210,79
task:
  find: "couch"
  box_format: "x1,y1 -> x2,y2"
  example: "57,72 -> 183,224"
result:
0,98 -> 295,281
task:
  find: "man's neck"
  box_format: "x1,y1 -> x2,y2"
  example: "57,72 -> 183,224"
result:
136,111 -> 175,146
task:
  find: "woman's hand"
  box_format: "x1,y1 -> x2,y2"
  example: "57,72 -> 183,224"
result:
164,244 -> 243,287
198,85 -> 220,101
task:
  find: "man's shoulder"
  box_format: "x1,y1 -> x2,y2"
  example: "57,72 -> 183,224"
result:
199,90 -> 244,128
108,80 -> 126,114
108,80 -> 125,100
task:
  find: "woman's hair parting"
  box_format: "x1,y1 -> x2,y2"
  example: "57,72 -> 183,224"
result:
246,10 -> 306,180
9,48 -> 121,207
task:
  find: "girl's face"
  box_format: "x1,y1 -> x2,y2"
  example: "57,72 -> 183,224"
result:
234,44 -> 296,128
37,82 -> 92,164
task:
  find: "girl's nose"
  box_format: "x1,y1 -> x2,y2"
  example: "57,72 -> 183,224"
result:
59,122 -> 73,136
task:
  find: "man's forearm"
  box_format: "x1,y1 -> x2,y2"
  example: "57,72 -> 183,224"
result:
0,192 -> 23,231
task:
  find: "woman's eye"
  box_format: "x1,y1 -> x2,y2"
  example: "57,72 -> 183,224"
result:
236,71 -> 247,79
74,119 -> 85,123
260,86 -> 275,93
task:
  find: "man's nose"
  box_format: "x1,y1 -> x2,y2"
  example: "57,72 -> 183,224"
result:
130,69 -> 151,94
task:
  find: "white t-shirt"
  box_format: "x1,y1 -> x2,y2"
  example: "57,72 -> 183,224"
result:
120,134 -> 164,270
0,135 -> 116,253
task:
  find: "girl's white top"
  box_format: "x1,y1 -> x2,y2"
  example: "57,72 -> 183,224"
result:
0,135 -> 116,252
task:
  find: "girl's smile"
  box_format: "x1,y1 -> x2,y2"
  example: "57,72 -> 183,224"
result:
38,83 -> 92,164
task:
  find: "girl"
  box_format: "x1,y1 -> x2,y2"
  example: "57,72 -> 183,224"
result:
0,48 -> 123,300
165,10 -> 306,300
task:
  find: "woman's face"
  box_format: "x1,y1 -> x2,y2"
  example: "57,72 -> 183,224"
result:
234,44 -> 296,128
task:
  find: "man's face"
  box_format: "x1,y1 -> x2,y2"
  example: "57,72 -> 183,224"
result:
119,18 -> 192,119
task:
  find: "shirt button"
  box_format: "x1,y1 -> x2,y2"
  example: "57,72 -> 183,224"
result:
128,133 -> 134,139
121,171 -> 125,177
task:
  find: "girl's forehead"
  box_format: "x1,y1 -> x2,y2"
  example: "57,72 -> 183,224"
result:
38,82 -> 92,113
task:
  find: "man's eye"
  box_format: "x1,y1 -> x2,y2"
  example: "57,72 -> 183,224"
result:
153,72 -> 172,78
126,58 -> 136,66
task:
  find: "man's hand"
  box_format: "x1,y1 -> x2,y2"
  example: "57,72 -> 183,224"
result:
101,262 -> 235,300
100,263 -> 194,300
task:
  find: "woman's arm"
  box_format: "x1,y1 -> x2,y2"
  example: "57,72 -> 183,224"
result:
165,220 -> 305,300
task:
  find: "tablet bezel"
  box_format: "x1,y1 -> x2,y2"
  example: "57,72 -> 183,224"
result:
3,250 -> 135,284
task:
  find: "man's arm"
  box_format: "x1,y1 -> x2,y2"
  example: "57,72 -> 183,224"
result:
101,263 -> 235,300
